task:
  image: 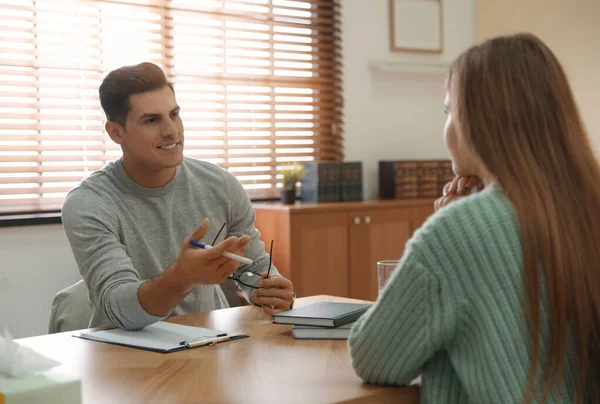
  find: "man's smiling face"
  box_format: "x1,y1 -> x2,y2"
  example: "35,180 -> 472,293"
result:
111,85 -> 184,187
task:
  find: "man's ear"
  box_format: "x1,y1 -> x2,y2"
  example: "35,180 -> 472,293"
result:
105,121 -> 125,145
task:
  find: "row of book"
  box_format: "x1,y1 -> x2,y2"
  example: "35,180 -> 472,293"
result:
298,159 -> 454,203
272,302 -> 371,340
300,162 -> 363,203
379,160 -> 454,199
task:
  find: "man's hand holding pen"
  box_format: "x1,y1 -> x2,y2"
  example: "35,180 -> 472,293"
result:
250,274 -> 295,315
139,218 -> 252,318
169,218 -> 295,316
173,218 -> 252,291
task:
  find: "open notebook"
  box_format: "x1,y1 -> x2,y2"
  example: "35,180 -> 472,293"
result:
77,321 -> 247,353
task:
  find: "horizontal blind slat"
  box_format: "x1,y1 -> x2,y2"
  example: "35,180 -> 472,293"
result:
0,0 -> 343,214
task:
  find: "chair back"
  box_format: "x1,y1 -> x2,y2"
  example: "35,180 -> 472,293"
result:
48,279 -> 94,333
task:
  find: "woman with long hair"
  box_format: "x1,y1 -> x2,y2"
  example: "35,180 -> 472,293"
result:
349,33 -> 599,404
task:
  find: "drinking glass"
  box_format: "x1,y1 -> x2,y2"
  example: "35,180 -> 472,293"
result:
377,260 -> 400,297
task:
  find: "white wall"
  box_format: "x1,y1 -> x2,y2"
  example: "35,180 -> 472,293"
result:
476,0 -> 600,151
342,0 -> 476,199
0,225 -> 80,338
1,0 -> 477,338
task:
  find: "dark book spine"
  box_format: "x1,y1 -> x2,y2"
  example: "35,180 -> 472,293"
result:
394,161 -> 419,199
302,162 -> 365,203
433,160 -> 454,197
334,162 -> 342,202
324,163 -> 333,202
379,161 -> 396,199
379,160 -> 455,199
351,162 -> 363,201
417,161 -> 440,198
300,162 -> 320,203
332,308 -> 369,328
340,162 -> 349,201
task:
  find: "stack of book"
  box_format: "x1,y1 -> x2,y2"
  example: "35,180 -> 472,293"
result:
379,160 -> 454,199
300,162 -> 363,203
272,302 -> 371,340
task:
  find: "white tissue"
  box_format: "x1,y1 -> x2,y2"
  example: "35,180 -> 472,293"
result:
0,329 -> 59,378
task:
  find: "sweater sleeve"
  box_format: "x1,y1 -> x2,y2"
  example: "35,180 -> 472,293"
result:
62,188 -> 165,330
348,255 -> 458,385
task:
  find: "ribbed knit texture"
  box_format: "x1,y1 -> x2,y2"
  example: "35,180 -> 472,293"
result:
348,186 -> 576,403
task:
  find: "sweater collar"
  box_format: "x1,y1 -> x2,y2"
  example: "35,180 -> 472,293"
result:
112,158 -> 182,197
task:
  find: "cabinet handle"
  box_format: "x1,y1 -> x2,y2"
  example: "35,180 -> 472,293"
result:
353,216 -> 361,225
364,216 -> 371,224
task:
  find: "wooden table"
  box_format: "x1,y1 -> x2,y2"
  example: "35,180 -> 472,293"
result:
17,295 -> 419,404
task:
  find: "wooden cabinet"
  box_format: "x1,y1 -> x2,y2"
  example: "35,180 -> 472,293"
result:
253,199 -> 434,301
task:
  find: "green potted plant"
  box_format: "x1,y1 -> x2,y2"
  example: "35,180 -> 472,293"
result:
280,162 -> 306,204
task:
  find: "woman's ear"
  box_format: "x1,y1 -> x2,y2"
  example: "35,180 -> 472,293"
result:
105,121 -> 125,145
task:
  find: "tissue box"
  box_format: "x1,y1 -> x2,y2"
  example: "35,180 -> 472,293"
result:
0,368 -> 81,404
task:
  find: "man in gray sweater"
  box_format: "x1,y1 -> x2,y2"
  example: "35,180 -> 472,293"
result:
62,62 -> 295,330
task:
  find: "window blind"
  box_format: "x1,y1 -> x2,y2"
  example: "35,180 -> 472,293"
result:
0,0 -> 343,214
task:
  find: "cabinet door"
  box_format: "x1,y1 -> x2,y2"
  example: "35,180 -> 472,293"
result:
410,204 -> 435,233
290,212 -> 349,298
347,209 -> 412,301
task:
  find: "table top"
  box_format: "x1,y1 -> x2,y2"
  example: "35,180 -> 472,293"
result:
17,295 -> 419,404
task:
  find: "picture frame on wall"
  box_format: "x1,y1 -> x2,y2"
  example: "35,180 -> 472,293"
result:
389,0 -> 443,53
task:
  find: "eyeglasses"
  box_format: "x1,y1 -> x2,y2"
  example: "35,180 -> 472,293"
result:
211,222 -> 273,290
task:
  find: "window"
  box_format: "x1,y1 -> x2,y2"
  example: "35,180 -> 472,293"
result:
0,0 -> 343,214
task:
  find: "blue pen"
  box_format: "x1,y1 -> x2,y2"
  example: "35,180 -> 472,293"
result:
189,239 -> 256,265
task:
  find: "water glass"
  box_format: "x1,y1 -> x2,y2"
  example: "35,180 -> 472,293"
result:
377,260 -> 400,297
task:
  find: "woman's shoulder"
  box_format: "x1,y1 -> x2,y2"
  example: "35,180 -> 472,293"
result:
436,185 -> 515,226
408,186 -> 520,261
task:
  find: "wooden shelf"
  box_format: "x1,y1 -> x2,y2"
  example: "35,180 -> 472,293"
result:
254,199 -> 435,300
253,198 -> 435,213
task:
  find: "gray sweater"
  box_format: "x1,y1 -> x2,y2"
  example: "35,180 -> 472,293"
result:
62,157 -> 278,330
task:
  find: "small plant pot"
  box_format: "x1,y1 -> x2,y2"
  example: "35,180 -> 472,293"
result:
280,188 -> 296,204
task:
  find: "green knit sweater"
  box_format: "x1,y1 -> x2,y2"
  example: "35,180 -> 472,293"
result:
348,186 -> 576,403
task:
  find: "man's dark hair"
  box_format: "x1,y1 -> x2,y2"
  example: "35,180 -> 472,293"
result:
99,62 -> 174,127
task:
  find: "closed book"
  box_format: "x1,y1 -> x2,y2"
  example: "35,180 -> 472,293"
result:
340,162 -> 363,201
378,160 -> 397,199
301,162 -> 363,203
437,161 -> 454,194
379,160 -> 454,199
301,162 -> 338,203
272,302 -> 371,328
417,161 -> 440,198
292,321 -> 355,340
395,161 -> 419,198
